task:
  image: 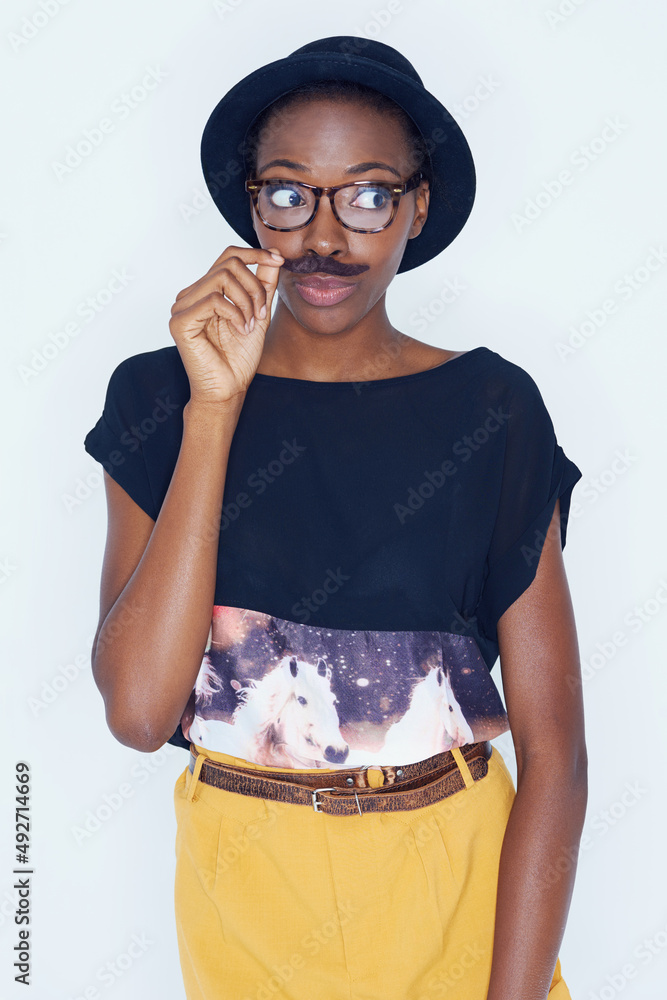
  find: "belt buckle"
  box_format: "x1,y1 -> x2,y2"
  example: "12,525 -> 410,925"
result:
312,786 -> 363,816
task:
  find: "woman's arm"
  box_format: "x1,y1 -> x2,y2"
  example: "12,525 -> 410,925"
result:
486,497 -> 588,1000
91,395 -> 246,753
89,246 -> 283,754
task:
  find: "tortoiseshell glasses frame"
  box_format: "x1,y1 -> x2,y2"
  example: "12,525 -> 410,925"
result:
244,171 -> 424,234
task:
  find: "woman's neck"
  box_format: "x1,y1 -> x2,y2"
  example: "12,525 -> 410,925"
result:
255,295 -> 453,382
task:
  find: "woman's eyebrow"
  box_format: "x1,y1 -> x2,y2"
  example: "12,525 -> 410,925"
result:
346,161 -> 402,178
256,158 -> 309,174
256,157 -> 402,178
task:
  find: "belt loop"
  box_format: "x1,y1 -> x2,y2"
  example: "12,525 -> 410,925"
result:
186,748 -> 207,802
450,746 -> 475,789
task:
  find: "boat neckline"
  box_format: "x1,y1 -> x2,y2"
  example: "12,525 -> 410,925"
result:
250,346 -> 490,387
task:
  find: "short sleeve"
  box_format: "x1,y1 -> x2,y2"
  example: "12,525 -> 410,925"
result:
473,369 -> 582,644
84,357 -> 158,520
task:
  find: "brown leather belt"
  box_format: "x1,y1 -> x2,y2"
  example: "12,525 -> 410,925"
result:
187,740 -> 493,816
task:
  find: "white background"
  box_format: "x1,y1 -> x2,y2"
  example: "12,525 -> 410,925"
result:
2,1 -> 666,997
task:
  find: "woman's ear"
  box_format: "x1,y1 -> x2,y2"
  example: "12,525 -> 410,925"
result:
408,179 -> 430,240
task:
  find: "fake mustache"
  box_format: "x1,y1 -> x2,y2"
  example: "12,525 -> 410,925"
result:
280,255 -> 370,276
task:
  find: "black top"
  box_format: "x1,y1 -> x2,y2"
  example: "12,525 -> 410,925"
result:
83,345 -> 582,768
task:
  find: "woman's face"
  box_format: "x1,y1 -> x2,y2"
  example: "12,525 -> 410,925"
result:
249,98 -> 430,336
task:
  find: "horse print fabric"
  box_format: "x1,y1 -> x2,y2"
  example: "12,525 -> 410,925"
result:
181,605 -> 510,769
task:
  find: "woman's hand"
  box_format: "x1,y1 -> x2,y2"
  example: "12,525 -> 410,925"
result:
169,245 -> 284,405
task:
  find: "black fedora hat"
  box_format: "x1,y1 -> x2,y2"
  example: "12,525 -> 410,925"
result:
200,36 -> 476,273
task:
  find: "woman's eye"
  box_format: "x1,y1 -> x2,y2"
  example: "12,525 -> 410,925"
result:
351,186 -> 391,210
267,185 -> 305,209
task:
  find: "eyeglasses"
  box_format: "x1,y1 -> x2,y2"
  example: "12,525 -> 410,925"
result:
244,172 -> 423,234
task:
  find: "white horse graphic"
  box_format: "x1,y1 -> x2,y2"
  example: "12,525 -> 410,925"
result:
189,654 -> 349,769
344,662 -> 474,767
193,653 -> 224,707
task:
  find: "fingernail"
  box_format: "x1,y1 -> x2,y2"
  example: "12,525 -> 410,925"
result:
244,322 -> 249,335
270,252 -> 284,261
259,304 -> 267,319
249,316 -> 255,332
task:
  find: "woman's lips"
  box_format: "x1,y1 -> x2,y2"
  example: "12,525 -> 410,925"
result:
293,274 -> 357,307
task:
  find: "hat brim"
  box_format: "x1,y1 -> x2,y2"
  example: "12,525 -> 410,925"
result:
200,49 -> 476,273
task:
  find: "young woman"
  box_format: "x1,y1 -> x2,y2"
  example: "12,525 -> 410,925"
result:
84,37 -> 586,1000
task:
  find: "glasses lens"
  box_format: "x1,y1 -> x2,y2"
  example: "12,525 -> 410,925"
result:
257,182 -> 314,228
335,183 -> 394,231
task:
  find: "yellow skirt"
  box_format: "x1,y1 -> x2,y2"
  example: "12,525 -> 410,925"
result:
173,742 -> 571,999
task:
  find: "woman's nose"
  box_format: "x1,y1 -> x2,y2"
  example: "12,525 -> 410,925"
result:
299,194 -> 350,258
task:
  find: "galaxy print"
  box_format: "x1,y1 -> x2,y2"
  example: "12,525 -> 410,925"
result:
182,605 -> 510,769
